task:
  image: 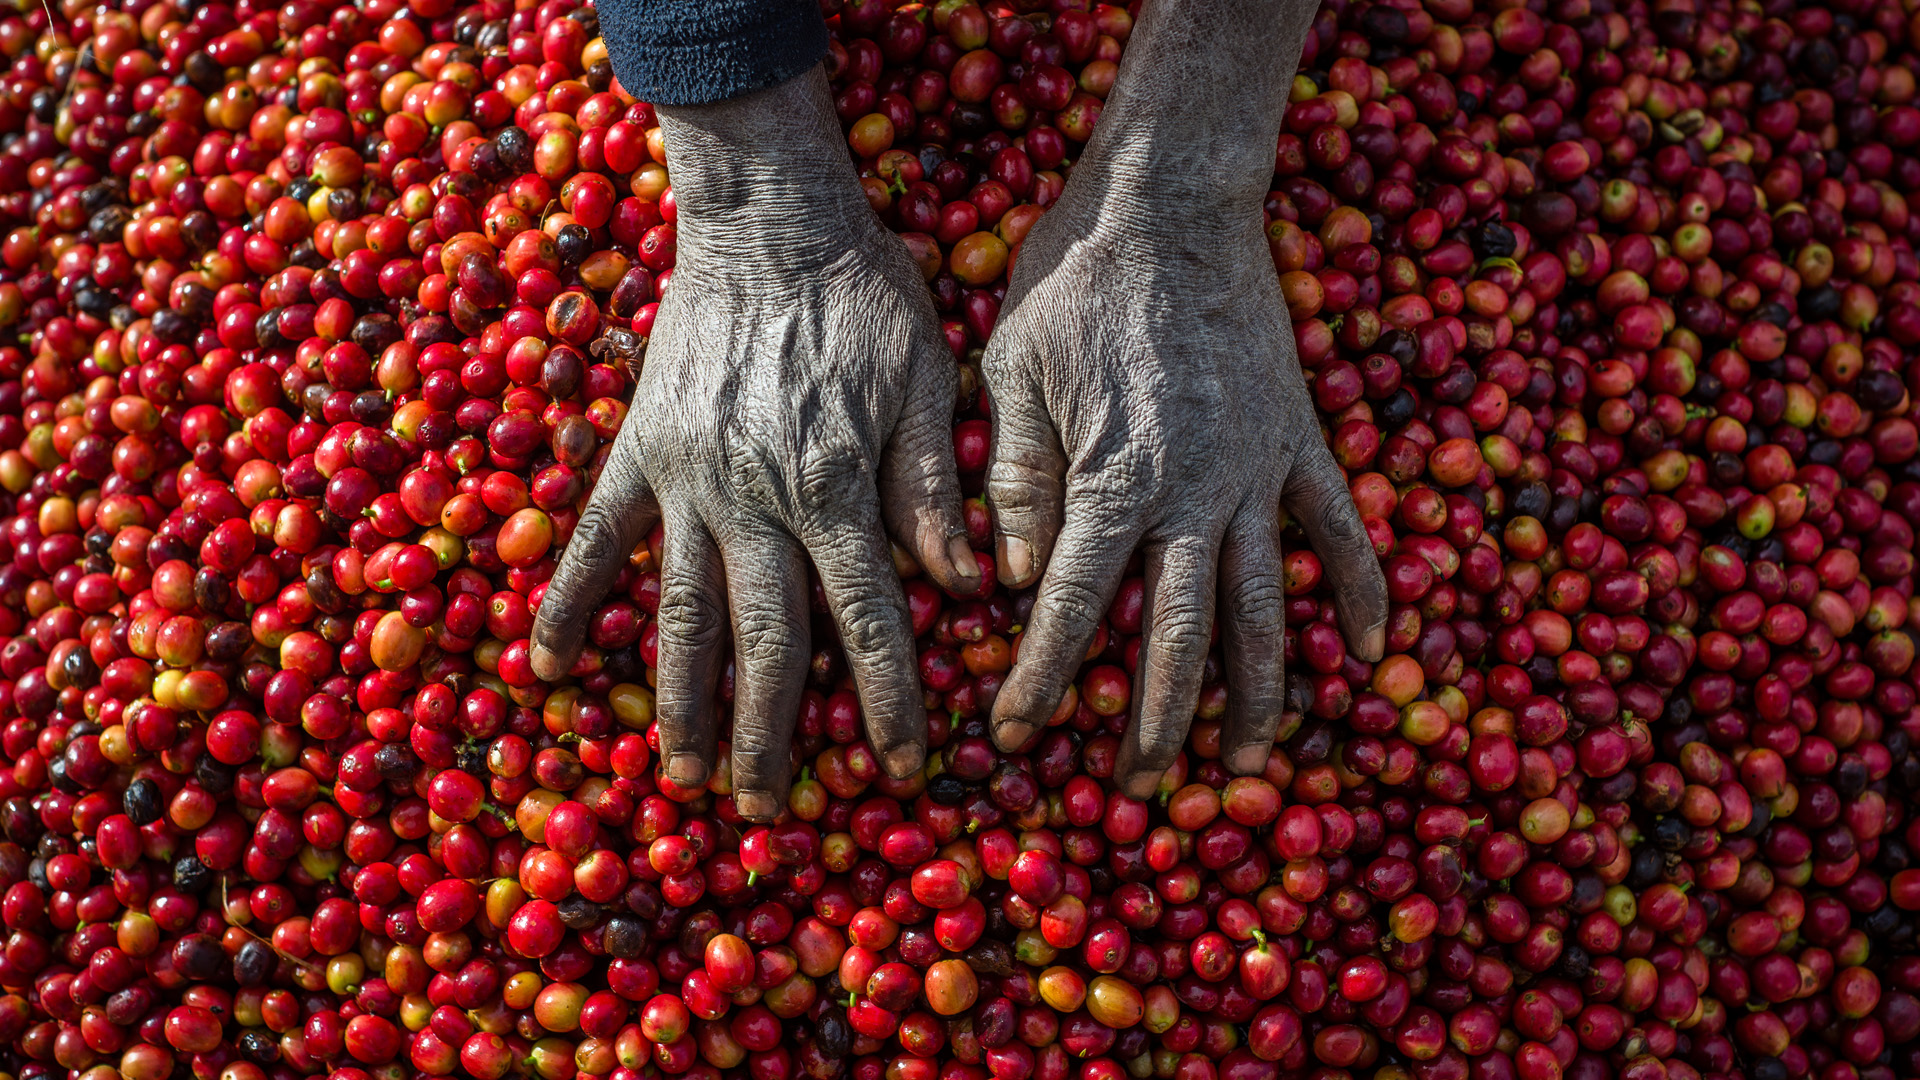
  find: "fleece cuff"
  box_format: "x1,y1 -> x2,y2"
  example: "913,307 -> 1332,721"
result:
596,0 -> 831,107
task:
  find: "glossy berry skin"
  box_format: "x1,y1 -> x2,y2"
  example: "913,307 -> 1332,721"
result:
4,5 -> 1920,1080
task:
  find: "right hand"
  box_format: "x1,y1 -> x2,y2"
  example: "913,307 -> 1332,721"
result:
529,68 -> 979,821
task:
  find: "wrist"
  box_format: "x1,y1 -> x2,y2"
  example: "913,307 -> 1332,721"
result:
1070,0 -> 1315,228
657,66 -> 879,264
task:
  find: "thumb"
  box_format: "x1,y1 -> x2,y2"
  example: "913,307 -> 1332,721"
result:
531,454 -> 659,682
984,358 -> 1065,589
1284,448 -> 1388,662
882,350 -> 982,597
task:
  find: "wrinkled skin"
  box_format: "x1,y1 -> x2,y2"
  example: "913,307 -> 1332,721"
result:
530,67 -> 979,820
536,0 -> 1388,814
982,0 -> 1389,797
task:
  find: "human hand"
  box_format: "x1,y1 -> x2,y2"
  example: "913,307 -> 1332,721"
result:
530,68 -> 979,821
982,0 -> 1388,798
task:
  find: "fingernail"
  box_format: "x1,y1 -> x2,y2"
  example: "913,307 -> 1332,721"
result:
1362,626 -> 1386,663
530,646 -> 559,682
949,536 -> 980,580
665,753 -> 706,787
992,719 -> 1035,753
1119,772 -> 1161,801
735,790 -> 778,821
1002,536 -> 1032,582
1227,744 -> 1270,776
882,744 -> 924,779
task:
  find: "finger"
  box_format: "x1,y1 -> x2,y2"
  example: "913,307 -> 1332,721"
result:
1285,448 -> 1388,662
805,509 -> 928,781
652,506 -> 729,791
989,499 -> 1144,752
715,521 -> 812,823
983,361 -> 1066,589
530,456 -> 658,682
1114,536 -> 1219,800
882,350 -> 980,596
1216,502 -> 1289,778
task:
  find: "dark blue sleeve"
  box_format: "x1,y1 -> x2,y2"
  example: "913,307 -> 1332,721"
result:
596,0 -> 831,106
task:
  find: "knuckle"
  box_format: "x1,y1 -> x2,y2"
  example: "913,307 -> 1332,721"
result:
657,587 -> 726,655
1313,500 -> 1372,559
734,610 -> 804,670
986,462 -> 1057,509
1154,592 -> 1212,637
979,331 -> 1031,376
1229,575 -> 1287,639
798,445 -> 871,515
1149,610 -> 1210,671
835,593 -> 908,658
1314,496 -> 1359,538
566,505 -> 628,572
1042,575 -> 1108,635
988,397 -> 1050,444
723,440 -> 778,501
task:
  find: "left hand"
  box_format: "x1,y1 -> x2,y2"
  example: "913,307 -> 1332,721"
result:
981,184 -> 1388,799
978,0 -> 1389,799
